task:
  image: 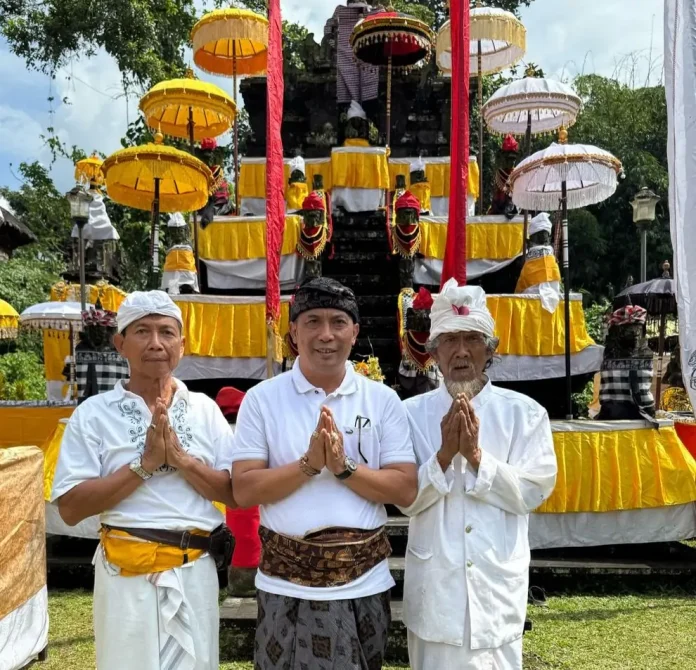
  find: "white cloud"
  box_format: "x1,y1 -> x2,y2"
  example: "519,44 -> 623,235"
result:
0,0 -> 666,191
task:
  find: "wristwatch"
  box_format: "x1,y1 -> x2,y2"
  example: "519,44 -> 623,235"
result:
335,456 -> 358,481
130,457 -> 153,481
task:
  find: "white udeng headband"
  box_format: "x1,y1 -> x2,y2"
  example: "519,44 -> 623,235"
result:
116,291 -> 184,334
428,279 -> 496,342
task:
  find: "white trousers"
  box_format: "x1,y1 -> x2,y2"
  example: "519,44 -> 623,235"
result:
407,630 -> 522,670
93,553 -> 219,670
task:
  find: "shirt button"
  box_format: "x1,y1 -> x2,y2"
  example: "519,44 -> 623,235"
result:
314,390 -> 320,395
465,525 -> 473,534
467,560 -> 473,568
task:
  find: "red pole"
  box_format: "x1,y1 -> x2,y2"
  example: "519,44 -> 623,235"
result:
440,0 -> 470,288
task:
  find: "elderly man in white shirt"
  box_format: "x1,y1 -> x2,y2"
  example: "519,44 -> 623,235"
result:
51,291 -> 236,670
400,279 -> 558,670
232,277 -> 418,670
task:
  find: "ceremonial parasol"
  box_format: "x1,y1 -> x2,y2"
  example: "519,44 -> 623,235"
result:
0,299 -> 19,340
74,154 -> 104,188
139,70 -> 236,274
350,9 -> 434,148
20,301 -> 92,399
509,128 -> 623,418
102,132 -> 213,287
437,5 -> 526,213
191,8 -> 269,214
615,262 -> 677,401
483,73 -> 582,244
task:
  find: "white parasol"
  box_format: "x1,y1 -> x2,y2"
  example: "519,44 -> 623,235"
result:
508,132 -> 623,418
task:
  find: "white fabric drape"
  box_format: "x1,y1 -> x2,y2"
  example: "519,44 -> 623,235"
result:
665,0 -> 696,411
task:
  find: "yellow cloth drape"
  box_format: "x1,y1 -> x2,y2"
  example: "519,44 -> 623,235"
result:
50,284 -> 127,313
198,216 -> 301,262
42,420 -> 66,500
239,162 -> 333,199
343,138 -> 370,148
286,182 -> 308,211
489,297 -> 593,356
163,249 -> 197,273
515,255 -> 562,293
0,406 -> 74,449
100,528 -> 207,576
538,425 -> 696,513
387,160 -> 480,199
420,220 -> 524,261
43,330 -> 71,382
175,300 -> 290,358
410,182 -> 432,214
331,151 -> 390,190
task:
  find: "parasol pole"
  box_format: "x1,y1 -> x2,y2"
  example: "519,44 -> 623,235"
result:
69,323 -> 77,400
521,110 -> 532,254
656,312 -> 667,407
561,177 -> 572,419
477,42 -> 483,215
151,178 -> 161,290
386,54 -> 393,149
188,107 -> 201,277
233,43 -> 240,216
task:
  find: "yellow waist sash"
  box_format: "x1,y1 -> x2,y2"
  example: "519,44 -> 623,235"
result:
286,182 -> 308,211
100,527 -> 208,577
163,249 -> 196,273
515,255 -> 562,293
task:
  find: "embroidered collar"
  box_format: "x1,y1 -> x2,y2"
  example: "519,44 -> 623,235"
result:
106,377 -> 189,405
291,358 -> 359,396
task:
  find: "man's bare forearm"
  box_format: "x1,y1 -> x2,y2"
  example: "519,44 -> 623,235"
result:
179,459 -> 237,509
57,465 -> 143,526
343,465 -> 418,508
233,461 -> 311,507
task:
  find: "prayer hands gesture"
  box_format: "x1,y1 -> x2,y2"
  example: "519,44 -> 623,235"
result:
142,400 -> 168,473
165,423 -> 192,471
306,411 -> 329,471
437,394 -> 481,472
321,407 -> 347,476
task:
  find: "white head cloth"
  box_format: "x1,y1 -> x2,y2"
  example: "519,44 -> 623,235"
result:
289,156 -> 306,174
117,290 -> 183,334
410,156 -> 426,173
347,100 -> 367,120
71,194 -> 119,241
429,279 -> 496,342
168,212 -> 187,228
529,212 -> 552,237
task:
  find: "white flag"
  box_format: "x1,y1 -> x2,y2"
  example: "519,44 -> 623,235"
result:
665,0 -> 696,409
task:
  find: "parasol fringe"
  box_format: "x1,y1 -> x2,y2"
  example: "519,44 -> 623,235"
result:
470,15 -> 526,47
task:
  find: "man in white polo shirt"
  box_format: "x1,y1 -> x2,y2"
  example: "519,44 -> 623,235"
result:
232,277 -> 418,670
51,291 -> 236,670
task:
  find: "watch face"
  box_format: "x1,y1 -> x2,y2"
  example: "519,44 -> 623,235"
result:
345,456 -> 358,472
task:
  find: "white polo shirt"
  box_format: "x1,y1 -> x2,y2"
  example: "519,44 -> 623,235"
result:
51,379 -> 234,532
232,359 -> 416,600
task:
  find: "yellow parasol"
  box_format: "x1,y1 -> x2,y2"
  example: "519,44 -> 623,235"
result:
0,298 -> 19,340
139,70 -> 237,144
191,8 -> 269,213
102,132 -> 213,286
74,154 -> 104,188
437,5 -> 526,213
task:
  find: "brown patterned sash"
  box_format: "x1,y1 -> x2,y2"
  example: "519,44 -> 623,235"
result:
259,526 -> 392,588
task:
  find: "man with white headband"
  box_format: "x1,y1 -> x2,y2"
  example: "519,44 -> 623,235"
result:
51,290 -> 236,670
399,279 -> 558,670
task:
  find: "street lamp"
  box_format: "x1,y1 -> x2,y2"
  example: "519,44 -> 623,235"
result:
66,185 -> 92,311
630,187 -> 660,283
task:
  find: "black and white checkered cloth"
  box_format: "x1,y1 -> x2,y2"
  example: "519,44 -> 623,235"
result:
75,351 -> 129,399
325,4 -> 379,104
599,358 -> 654,407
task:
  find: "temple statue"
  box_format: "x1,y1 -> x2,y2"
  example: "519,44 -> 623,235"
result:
161,213 -> 198,295
595,305 -> 657,423
489,134 -> 519,219
196,137 -> 233,225
515,212 -> 562,312
397,287 -> 441,399
297,191 -> 329,278
409,157 -> 431,215
661,346 -> 694,413
286,156 -> 309,212
390,191 -> 422,289
344,100 -> 371,146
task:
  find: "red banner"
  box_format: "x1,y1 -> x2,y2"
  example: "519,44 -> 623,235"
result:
265,0 -> 284,324
441,0 -> 470,287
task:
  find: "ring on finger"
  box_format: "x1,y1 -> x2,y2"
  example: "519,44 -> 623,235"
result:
331,431 -> 339,442
149,423 -> 157,431
312,430 -> 319,439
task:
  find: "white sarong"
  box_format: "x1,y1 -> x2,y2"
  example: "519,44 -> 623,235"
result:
93,551 -> 219,670
408,629 -> 522,670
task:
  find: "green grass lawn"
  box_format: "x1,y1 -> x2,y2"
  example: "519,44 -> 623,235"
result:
45,589 -> 696,669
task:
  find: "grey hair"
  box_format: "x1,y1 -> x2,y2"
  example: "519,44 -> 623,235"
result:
426,333 -> 501,370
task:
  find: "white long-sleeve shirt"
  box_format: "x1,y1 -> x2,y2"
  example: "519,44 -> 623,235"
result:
399,381 -> 557,650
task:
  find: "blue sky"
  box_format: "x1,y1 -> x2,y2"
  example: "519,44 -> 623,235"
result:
0,0 -> 664,194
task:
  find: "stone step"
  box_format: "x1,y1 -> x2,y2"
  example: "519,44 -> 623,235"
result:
354,338 -> 399,357
325,250 -> 394,266
332,228 -> 388,243
356,294 -> 400,316
333,212 -> 387,232
325,273 -> 400,295
360,315 -> 398,331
